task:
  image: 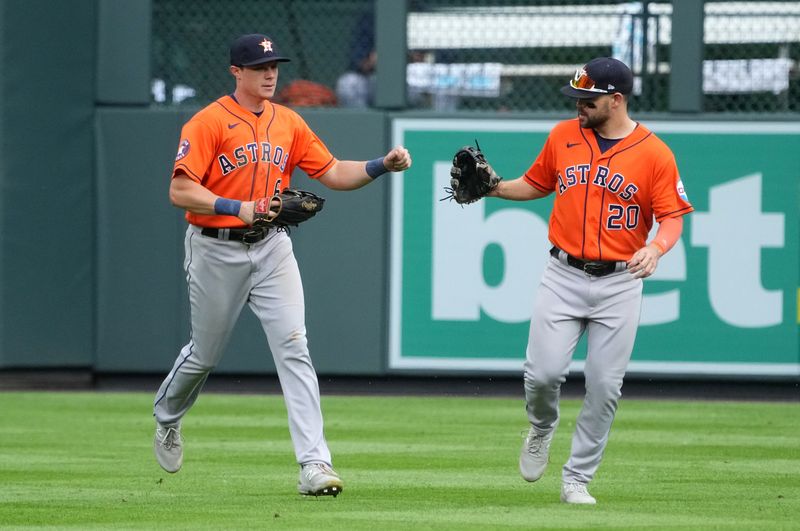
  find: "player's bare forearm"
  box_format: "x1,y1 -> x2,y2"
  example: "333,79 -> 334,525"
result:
169,175 -> 220,214
170,174 -> 256,224
489,177 -> 550,201
318,161 -> 374,190
319,146 -> 412,190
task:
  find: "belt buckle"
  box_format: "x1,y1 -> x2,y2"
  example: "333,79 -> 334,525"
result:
242,228 -> 266,244
583,262 -> 608,276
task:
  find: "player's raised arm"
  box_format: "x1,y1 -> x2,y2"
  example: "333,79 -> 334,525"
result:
439,141 -> 548,203
317,145 -> 412,190
489,177 -> 551,201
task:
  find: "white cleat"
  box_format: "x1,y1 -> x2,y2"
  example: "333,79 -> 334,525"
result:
519,426 -> 555,482
561,482 -> 597,504
298,463 -> 344,497
154,424 -> 183,473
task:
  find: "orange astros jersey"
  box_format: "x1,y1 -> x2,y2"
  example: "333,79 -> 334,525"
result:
172,95 -> 337,228
524,119 -> 693,262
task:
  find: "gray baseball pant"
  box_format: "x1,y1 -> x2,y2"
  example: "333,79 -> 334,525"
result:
523,253 -> 642,485
154,225 -> 332,466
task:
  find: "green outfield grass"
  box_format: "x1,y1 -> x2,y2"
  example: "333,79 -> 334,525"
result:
0,391 -> 797,530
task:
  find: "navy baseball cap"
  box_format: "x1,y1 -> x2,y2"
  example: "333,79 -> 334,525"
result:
560,57 -> 633,98
230,34 -> 291,66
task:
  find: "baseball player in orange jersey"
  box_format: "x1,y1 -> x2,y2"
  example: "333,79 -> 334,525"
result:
487,57 -> 693,504
152,33 -> 411,497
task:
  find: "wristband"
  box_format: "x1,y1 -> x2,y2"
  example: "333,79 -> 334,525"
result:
366,157 -> 388,179
214,197 -> 242,216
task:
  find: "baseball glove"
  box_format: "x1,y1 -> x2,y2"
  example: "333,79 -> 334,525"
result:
252,189 -> 325,231
442,141 -> 501,205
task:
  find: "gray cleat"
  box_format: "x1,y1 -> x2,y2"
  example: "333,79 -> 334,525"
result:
561,482 -> 597,504
154,424 -> 183,473
519,425 -> 555,482
297,463 -> 343,497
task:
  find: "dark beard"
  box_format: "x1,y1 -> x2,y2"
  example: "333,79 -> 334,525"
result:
580,113 -> 608,130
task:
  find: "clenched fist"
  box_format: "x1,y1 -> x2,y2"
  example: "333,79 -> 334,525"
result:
383,145 -> 412,172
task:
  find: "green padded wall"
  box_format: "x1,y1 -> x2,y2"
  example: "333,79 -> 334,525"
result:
94,108 -> 389,374
0,0 -> 96,367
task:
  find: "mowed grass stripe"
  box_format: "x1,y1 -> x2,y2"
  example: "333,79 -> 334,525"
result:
0,391 -> 796,530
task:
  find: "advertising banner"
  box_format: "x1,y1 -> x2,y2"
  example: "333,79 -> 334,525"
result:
390,119 -> 799,377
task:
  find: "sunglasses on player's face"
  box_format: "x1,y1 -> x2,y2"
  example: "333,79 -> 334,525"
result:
576,97 -> 608,109
577,91 -> 621,109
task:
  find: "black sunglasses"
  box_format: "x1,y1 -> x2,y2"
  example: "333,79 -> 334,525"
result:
576,94 -> 616,109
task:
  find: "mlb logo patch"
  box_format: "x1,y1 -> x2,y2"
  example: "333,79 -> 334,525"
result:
676,179 -> 688,201
175,139 -> 190,161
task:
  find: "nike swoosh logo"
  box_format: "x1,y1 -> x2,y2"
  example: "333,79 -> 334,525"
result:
566,142 -> 580,148
228,123 -> 239,129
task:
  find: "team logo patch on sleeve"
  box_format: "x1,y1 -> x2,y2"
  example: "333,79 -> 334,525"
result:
175,139 -> 190,161
676,179 -> 688,201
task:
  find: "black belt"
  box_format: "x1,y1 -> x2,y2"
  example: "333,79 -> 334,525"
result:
200,226 -> 270,244
550,246 -> 621,277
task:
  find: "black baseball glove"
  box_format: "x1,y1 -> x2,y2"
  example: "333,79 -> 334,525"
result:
442,141 -> 501,205
252,189 -> 325,231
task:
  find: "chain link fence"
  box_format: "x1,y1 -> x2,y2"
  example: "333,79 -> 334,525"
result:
151,0 -> 374,106
151,0 -> 800,114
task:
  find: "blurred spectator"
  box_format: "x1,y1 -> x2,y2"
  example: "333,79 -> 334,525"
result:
336,10 -> 376,108
335,7 -> 461,111
275,79 -> 338,107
